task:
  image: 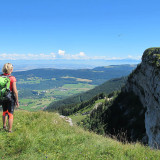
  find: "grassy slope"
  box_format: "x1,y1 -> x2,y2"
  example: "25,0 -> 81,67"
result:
0,111 -> 160,160
69,99 -> 105,124
69,99 -> 106,124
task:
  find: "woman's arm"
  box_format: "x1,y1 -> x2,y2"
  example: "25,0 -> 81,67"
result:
12,82 -> 19,108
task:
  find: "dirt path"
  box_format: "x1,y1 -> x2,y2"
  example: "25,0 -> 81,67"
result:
60,115 -> 73,126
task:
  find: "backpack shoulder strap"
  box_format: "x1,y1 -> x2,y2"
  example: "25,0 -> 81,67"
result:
0,74 -> 7,78
0,74 -> 11,77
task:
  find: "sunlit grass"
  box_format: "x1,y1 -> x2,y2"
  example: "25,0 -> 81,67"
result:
0,111 -> 160,160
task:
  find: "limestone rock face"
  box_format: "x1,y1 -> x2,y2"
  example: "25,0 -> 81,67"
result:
124,48 -> 160,148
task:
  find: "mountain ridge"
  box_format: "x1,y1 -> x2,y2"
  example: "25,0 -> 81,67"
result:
0,59 -> 140,71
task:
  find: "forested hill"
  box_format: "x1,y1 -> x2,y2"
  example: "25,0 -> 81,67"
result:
46,77 -> 127,111
12,64 -> 136,86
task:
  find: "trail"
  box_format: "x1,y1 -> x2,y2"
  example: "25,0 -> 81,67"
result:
60,115 -> 73,126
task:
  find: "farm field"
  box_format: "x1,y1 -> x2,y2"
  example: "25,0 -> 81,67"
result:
19,83 -> 95,111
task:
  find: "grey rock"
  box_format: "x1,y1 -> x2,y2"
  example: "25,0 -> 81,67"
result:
124,48 -> 160,148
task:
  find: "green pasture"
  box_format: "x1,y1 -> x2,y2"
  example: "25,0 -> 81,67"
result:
19,98 -> 51,111
0,111 -> 160,160
18,83 -> 95,111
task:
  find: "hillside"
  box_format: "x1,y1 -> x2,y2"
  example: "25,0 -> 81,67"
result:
78,91 -> 145,142
13,64 -> 136,87
68,48 -> 160,149
46,77 -> 127,111
0,110 -> 160,160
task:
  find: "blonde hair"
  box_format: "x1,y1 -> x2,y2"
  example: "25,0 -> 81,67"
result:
2,63 -> 13,74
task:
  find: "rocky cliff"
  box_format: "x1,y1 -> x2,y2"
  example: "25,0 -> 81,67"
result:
81,48 -> 160,149
124,48 -> 160,148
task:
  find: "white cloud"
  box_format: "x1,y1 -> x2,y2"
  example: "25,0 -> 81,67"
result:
105,57 -> 124,60
58,50 -> 65,56
127,55 -> 142,60
50,52 -> 56,58
0,52 -> 56,60
71,52 -> 88,59
92,56 -> 106,60
79,52 -> 85,56
58,52 -> 89,60
0,51 -> 141,61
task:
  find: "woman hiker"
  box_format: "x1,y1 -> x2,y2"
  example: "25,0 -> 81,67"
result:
2,63 -> 19,132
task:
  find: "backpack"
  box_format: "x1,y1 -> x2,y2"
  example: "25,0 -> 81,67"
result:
0,75 -> 12,103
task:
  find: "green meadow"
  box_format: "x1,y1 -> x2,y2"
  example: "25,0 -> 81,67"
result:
0,111 -> 160,160
19,83 -> 95,111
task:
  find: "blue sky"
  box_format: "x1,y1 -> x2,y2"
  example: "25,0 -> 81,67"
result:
0,0 -> 160,61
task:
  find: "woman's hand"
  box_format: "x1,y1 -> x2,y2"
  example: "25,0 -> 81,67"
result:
13,82 -> 19,108
16,101 -> 19,108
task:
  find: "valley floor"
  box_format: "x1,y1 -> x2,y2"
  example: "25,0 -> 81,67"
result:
0,110 -> 159,160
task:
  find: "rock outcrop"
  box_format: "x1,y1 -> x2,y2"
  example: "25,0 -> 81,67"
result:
124,48 -> 160,148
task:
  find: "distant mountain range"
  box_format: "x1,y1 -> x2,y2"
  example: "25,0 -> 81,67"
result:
12,64 -> 137,87
0,59 -> 141,71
